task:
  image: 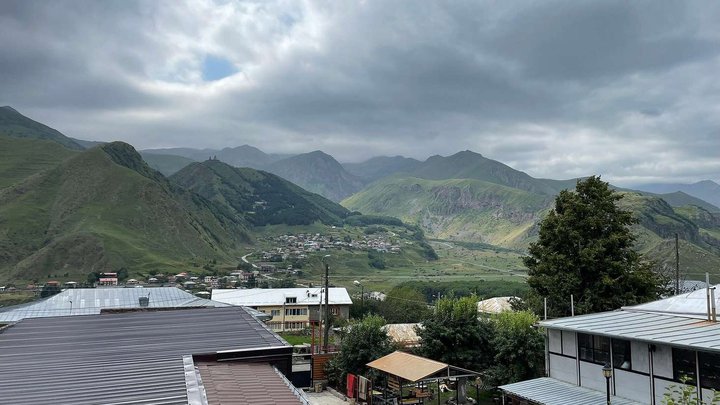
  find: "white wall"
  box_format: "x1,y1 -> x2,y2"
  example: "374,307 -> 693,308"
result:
562,331 -> 576,355
549,353 -> 577,384
654,378 -> 694,405
579,361 -> 606,392
614,369 -> 650,404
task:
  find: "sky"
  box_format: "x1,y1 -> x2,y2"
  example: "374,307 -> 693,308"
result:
1,0 -> 719,186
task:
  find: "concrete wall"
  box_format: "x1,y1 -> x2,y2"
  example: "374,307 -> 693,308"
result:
562,331 -> 576,355
615,369 -> 650,404
579,361 -> 606,392
653,344 -> 674,379
632,340 -> 650,373
548,329 -> 562,353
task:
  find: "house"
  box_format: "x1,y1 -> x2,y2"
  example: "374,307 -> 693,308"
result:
383,323 -> 422,348
211,287 -> 353,332
0,307 -> 309,404
500,286 -> 720,405
97,272 -> 118,286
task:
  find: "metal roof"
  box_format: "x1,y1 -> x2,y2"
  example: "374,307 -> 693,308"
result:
541,309 -> 720,352
623,283 -> 719,319
0,287 -> 231,323
382,323 -> 422,347
212,287 -> 353,306
499,377 -> 643,405
0,306 -> 291,405
367,351 -> 448,382
196,362 -> 307,405
477,296 -> 517,314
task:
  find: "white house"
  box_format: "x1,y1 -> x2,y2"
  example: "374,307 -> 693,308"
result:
211,287 -> 353,332
500,286 -> 720,405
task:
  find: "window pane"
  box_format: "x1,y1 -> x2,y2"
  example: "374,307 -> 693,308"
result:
578,333 -> 593,362
612,339 -> 631,370
673,348 -> 697,384
700,351 -> 720,390
594,336 -> 610,364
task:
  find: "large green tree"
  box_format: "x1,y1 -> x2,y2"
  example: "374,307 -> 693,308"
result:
417,296 -> 494,371
487,311 -> 544,386
523,176 -> 665,317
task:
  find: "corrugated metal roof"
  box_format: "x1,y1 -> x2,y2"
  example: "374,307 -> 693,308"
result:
196,362 -> 305,405
0,287 -> 230,323
0,306 -> 291,405
212,287 -> 353,306
367,351 -> 448,382
623,284 -> 719,319
477,296 -> 517,314
499,377 -> 643,405
382,323 -> 422,347
541,310 -> 720,352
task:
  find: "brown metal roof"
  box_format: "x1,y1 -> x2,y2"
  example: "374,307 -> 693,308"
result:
197,362 -> 304,405
366,351 -> 448,382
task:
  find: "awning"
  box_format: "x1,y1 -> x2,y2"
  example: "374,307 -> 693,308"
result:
499,378 -> 644,405
366,351 -> 448,382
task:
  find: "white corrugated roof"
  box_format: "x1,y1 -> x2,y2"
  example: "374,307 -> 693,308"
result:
500,377 -> 643,405
211,287 -> 353,306
541,309 -> 720,352
623,283 -> 718,319
0,287 -> 230,323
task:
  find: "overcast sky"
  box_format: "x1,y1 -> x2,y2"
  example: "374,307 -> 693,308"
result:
1,1 -> 719,185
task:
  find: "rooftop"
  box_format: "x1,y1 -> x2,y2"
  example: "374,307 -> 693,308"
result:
196,362 -> 306,405
212,287 -> 353,306
0,287 -> 230,323
623,283 -> 719,319
500,377 -> 643,405
477,296 -> 517,314
541,309 -> 720,353
0,306 -> 291,405
367,351 -> 448,382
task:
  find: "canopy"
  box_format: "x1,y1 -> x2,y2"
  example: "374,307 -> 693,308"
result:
367,351 -> 448,382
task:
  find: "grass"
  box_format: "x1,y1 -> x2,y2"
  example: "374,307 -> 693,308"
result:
0,291 -> 36,308
278,333 -> 313,346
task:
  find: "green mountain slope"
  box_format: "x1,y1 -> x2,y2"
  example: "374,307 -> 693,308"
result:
342,176 -> 553,249
343,156 -> 422,183
0,106 -> 83,150
408,150 -> 576,195
140,152 -> 196,176
0,142 -> 250,282
636,180 -> 720,209
0,135 -> 79,189
267,151 -> 365,202
171,160 -> 350,226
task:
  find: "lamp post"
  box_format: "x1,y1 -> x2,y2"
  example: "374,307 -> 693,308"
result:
354,280 -> 364,314
602,363 -> 612,405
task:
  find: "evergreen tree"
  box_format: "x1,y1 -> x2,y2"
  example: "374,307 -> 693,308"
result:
523,176 -> 666,317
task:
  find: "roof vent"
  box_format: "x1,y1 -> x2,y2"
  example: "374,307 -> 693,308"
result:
138,296 -> 149,307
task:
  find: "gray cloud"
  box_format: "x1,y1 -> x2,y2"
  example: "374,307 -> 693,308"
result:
0,0 -> 719,185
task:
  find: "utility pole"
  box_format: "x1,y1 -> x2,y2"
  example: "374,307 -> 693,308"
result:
323,255 -> 331,353
675,233 -> 680,295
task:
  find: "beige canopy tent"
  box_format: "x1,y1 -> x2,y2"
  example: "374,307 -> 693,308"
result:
365,351 -> 481,405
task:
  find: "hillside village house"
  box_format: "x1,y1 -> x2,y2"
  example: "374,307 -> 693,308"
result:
500,286 -> 720,405
212,287 -> 352,332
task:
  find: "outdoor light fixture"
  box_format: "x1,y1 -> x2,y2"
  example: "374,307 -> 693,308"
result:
602,363 -> 612,405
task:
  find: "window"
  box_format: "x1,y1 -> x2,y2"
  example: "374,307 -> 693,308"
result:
284,321 -> 305,330
699,351 -> 720,390
673,348 -> 697,384
270,309 -> 280,316
285,308 -> 308,316
578,333 -> 610,365
612,339 -> 632,370
285,297 -> 297,304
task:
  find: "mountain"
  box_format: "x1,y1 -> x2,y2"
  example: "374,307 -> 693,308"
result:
408,150 -> 577,195
0,142 -> 250,282
634,180 -> 720,209
266,151 -> 366,202
70,137 -> 106,149
141,145 -> 292,169
140,152 -> 196,176
171,160 -> 350,226
343,176 -> 553,249
0,135 -> 79,189
0,106 -> 83,150
652,191 -> 720,213
343,156 -> 422,183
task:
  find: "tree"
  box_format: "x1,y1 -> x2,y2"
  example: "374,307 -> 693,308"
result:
417,296 -> 494,371
325,314 -> 394,390
523,176 -> 666,317
378,286 -> 431,323
486,311 -> 544,386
